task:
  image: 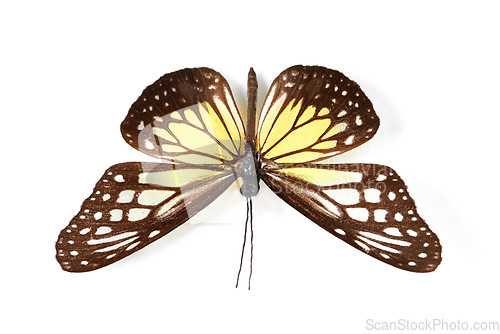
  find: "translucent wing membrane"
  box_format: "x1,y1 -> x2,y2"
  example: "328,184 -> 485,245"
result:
261,163 -> 441,272
121,68 -> 245,165
257,65 -> 379,163
56,162 -> 235,272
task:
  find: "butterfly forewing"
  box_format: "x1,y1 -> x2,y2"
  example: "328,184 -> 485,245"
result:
121,68 -> 245,165
260,163 -> 441,272
56,162 -> 235,272
257,65 -> 379,164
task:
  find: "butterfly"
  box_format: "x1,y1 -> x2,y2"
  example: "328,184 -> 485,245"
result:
56,65 -> 442,284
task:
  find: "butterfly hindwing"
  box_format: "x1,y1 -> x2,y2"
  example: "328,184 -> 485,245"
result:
257,65 -> 380,164
56,162 -> 235,272
121,68 -> 245,165
260,163 -> 442,272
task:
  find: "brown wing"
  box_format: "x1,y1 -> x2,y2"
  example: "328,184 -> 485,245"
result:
257,65 -> 379,164
121,67 -> 245,165
261,163 -> 442,272
56,162 -> 235,272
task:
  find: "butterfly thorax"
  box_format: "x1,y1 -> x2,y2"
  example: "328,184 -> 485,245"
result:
235,143 -> 260,198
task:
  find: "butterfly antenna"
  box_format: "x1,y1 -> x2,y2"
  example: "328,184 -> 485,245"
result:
248,197 -> 254,290
235,197 -> 254,289
235,198 -> 250,288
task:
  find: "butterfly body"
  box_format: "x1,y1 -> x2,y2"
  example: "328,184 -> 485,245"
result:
235,143 -> 260,197
56,65 -> 442,276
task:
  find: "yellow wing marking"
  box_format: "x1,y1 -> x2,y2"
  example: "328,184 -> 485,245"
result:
257,84 -> 277,142
214,96 -> 242,153
278,167 -> 362,186
184,108 -> 204,128
169,121 -> 232,161
152,127 -> 176,143
224,86 -> 245,143
160,144 -> 186,153
170,112 -> 182,121
263,98 -> 303,153
318,107 -> 329,117
137,189 -> 175,205
174,154 -> 224,164
259,96 -> 347,163
145,101 -> 245,164
265,118 -> 331,163
274,151 -> 327,163
322,122 -> 347,139
138,168 -> 223,187
198,102 -> 238,159
296,105 -> 317,126
313,140 -> 337,150
257,91 -> 287,149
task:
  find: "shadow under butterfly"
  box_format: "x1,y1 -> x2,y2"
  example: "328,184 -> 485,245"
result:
55,65 -> 442,288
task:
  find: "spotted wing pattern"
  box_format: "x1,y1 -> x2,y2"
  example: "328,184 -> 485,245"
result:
121,68 -> 245,165
257,65 -> 379,164
56,162 -> 235,272
261,163 -> 442,272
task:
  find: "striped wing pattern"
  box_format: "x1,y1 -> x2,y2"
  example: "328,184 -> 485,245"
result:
257,65 -> 379,164
261,163 -> 441,272
121,68 -> 245,165
56,162 -> 234,272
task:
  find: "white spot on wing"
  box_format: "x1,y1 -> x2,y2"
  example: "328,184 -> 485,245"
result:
355,240 -> 370,252
145,139 -> 154,150
335,228 -> 346,235
358,235 -> 400,253
88,232 -> 138,245
110,209 -> 123,221
96,226 -> 112,235
126,241 -> 141,251
359,231 -> 411,247
364,189 -> 381,203
324,189 -> 360,205
384,227 -> 403,237
346,208 -> 369,222
149,230 -> 160,238
79,228 -> 90,235
117,190 -> 135,203
374,209 -> 387,222
95,237 -> 139,253
128,208 -> 150,221
407,229 -> 418,237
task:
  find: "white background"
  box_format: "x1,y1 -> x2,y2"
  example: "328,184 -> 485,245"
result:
1,1 -> 499,333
